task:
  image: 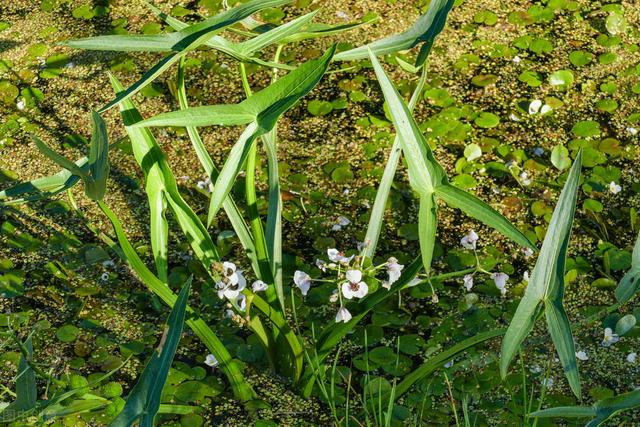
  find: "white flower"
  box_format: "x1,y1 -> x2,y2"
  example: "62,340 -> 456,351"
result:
383,257 -> 404,289
492,272 -> 509,296
100,272 -> 109,281
341,270 -> 369,299
224,309 -> 234,318
252,280 -> 267,292
513,55 -> 522,64
609,181 -> 621,194
528,99 -> 542,115
196,177 -> 213,193
216,262 -> 246,300
523,271 -> 530,283
294,270 -> 312,296
575,351 -> 588,361
236,293 -> 247,311
509,113 -> 521,122
520,172 -> 531,186
542,378 -> 553,389
522,247 -> 534,258
530,365 -> 542,374
463,274 -> 474,291
460,230 -> 479,250
16,99 -> 25,110
627,352 -> 637,363
327,248 -> 354,264
444,360 -> 453,368
316,259 -> 327,272
102,260 -> 115,268
336,10 -> 349,20
626,127 -> 638,136
332,216 -> 350,231
602,327 -> 620,347
329,290 -> 339,303
335,306 -> 352,323
357,240 -> 371,251
204,354 -> 219,367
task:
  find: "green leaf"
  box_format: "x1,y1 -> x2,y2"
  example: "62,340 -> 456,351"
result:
434,184 -> 536,250
110,280 -> 191,427
391,329 -> 504,400
32,136 -> 88,179
85,111 -> 110,201
109,73 -> 219,271
98,202 -> 255,401
0,158 -> 89,205
418,193 -> 438,273
73,0 -> 293,112
500,150 -> 583,399
551,145 -> 571,170
531,389 -> 640,427
174,60 -> 259,279
615,231 -> 640,303
6,336 -> 37,413
334,0 -> 454,65
368,49 -> 446,196
362,69 -> 427,260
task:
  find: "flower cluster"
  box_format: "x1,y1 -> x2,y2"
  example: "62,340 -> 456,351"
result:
294,248 -> 407,324
214,261 -> 268,312
458,230 -> 512,297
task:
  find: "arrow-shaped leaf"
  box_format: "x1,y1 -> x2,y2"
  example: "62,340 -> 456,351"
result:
500,150 -> 583,398
335,0 -> 454,65
531,388 -> 640,427
5,336 -> 37,414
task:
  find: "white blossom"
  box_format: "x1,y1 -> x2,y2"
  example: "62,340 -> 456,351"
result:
602,327 -> 620,347
626,127 -> 638,136
460,230 -> 479,250
492,272 -> 509,296
520,172 -> 531,186
100,272 -> 109,281
513,55 -> 522,64
383,257 -> 404,289
216,262 -> 246,300
341,269 -> 368,299
236,293 -> 247,311
463,274 -> 474,291
609,181 -> 621,194
522,247 -> 534,258
575,351 -> 588,361
205,354 -> 219,367
327,248 -> 354,264
252,280 -> 267,292
332,216 -> 350,231
329,290 -> 339,303
407,278 -> 422,287
335,306 -> 352,323
16,99 -> 25,110
316,259 -> 327,272
627,352 -> 637,363
523,271 -> 530,283
294,270 -> 312,296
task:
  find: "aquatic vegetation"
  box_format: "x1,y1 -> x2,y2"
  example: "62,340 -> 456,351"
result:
0,0 -> 639,425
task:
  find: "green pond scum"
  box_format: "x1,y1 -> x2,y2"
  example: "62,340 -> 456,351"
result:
0,0 -> 639,426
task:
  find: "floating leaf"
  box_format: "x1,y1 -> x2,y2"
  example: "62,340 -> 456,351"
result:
550,145 -> 571,170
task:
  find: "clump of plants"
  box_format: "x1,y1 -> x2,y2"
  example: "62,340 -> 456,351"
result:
1,0 -> 639,426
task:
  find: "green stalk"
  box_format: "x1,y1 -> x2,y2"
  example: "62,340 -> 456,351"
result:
98,201 -> 255,401
239,62 -> 279,307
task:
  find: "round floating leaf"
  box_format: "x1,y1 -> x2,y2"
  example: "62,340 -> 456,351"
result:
571,120 -> 600,138
569,50 -> 593,67
331,166 -> 353,183
307,100 -> 333,116
606,12 -> 627,35
519,70 -> 543,87
615,314 -> 636,336
550,145 -> 571,170
464,143 -> 482,161
471,74 -> 498,87
549,70 -> 574,87
56,324 -> 80,342
596,99 -> 618,113
475,112 -> 500,128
